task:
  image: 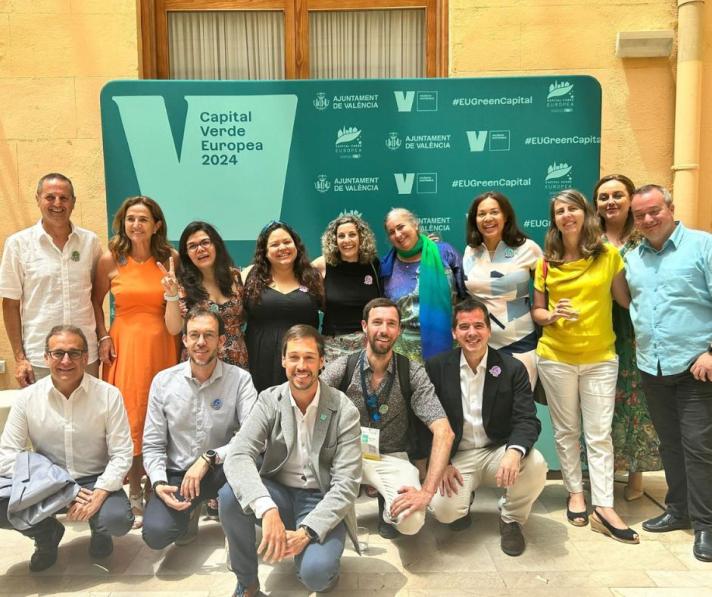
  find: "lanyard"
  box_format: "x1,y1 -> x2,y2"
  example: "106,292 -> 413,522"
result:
359,351 -> 394,423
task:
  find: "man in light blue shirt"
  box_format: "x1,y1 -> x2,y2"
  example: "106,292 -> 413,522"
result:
624,184 -> 712,563
141,307 -> 257,549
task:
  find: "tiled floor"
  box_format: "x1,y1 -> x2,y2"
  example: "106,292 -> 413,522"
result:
2,472 -> 712,596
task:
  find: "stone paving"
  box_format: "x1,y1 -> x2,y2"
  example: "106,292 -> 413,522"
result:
2,473 -> 712,596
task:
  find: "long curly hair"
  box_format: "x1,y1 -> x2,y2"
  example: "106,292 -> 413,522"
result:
244,221 -> 323,306
466,191 -> 527,248
109,196 -> 172,263
592,174 -> 637,241
177,221 -> 239,309
544,189 -> 604,266
321,214 -> 378,266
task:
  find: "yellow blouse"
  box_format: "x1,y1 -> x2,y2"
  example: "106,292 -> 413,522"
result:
534,243 -> 624,364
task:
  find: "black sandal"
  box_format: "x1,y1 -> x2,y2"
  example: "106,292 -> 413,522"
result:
566,496 -> 589,527
591,508 -> 640,544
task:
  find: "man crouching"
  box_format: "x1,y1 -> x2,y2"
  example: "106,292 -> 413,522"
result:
219,325 -> 362,596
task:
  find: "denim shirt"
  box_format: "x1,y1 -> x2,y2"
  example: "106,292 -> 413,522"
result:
624,223 -> 712,375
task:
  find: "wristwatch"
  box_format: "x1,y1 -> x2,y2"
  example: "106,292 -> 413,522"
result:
203,449 -> 217,466
152,480 -> 168,491
299,524 -> 318,543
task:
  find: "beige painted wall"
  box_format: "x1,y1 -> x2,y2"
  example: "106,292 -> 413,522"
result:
0,0 -> 139,388
0,0 -> 709,388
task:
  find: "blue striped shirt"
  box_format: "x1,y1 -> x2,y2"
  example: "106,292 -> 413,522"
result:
624,223 -> 712,375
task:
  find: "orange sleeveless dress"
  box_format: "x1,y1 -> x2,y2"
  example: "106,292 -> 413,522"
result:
103,256 -> 178,456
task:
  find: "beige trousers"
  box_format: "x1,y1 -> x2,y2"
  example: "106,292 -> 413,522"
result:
430,445 -> 548,525
362,452 -> 425,535
537,357 -> 618,507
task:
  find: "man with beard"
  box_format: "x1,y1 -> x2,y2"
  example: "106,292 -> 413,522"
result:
321,298 -> 454,538
220,325 -> 361,597
141,307 -> 257,548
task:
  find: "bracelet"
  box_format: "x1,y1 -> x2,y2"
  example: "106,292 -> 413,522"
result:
164,293 -> 180,302
98,335 -> 112,343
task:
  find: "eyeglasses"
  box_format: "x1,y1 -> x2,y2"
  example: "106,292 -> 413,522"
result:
186,238 -> 213,252
47,349 -> 86,361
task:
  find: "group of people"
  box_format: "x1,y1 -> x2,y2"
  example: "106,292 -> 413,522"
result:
0,171 -> 711,596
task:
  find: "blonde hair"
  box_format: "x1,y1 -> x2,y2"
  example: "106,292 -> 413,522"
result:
544,189 -> 604,265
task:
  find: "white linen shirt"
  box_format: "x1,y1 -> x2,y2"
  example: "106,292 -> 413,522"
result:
0,374 -> 133,492
0,220 -> 102,365
252,383 -> 321,519
459,349 -> 491,450
142,360 -> 258,484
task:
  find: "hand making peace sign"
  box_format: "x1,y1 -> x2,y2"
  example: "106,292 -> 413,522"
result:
157,256 -> 179,297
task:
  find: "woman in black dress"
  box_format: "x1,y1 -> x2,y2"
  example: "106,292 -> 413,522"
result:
242,221 -> 323,392
312,214 -> 381,362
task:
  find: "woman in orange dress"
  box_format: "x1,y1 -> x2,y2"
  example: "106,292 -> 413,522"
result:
92,196 -> 179,523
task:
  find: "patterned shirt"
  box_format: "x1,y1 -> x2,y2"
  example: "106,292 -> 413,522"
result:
321,351 -> 446,454
463,239 -> 542,352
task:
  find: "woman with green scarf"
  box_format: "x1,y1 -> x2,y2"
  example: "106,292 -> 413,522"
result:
380,208 -> 465,363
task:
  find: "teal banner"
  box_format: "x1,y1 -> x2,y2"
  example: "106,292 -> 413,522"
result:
101,77 -> 601,470
100,76 -> 601,261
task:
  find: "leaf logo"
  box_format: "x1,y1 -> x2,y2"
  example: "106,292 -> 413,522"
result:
547,82 -> 574,100
545,162 -> 572,181
336,127 -> 361,145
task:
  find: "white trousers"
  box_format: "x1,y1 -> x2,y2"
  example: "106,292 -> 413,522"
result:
429,445 -> 548,525
537,357 -> 618,507
362,452 -> 425,535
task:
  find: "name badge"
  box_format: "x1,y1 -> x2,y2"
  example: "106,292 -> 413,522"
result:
360,426 -> 380,461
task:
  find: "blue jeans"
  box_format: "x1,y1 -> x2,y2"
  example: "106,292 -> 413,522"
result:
142,466 -> 226,549
218,478 -> 346,592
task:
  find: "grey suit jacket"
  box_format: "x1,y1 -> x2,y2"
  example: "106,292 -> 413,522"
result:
0,451 -> 80,531
224,381 -> 362,551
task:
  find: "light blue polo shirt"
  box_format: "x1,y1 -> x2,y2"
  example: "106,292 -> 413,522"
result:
624,223 -> 712,376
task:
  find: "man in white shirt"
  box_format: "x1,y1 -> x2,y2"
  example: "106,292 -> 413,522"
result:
220,325 -> 362,597
0,325 -> 133,571
425,298 -> 547,556
0,173 -> 102,386
142,307 -> 258,549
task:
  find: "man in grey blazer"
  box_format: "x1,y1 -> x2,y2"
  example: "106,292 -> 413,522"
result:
219,325 -> 362,597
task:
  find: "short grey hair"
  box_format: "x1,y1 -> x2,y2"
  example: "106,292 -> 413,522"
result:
384,207 -> 419,231
44,325 -> 88,352
36,173 -> 75,198
633,184 -> 673,207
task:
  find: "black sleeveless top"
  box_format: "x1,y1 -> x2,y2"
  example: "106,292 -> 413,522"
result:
322,260 -> 381,336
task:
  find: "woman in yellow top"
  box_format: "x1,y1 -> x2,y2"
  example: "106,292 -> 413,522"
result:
533,189 -> 638,544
